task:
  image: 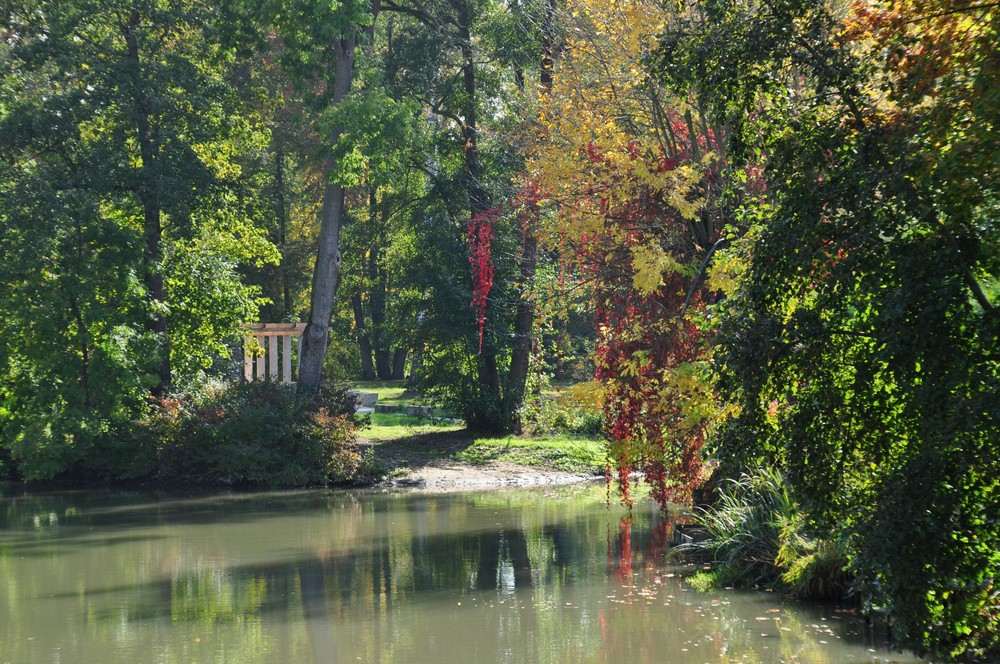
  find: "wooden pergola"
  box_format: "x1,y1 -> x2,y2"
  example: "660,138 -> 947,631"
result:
243,323 -> 307,384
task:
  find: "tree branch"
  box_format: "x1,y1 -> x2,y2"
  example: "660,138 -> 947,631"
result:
905,2 -> 1000,23
679,237 -> 728,318
945,232 -> 995,313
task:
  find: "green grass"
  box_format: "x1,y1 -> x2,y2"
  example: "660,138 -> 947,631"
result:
360,425 -> 605,476
344,379 -> 606,476
342,380 -> 424,407
356,413 -> 464,441
344,380 -> 458,419
454,434 -> 605,473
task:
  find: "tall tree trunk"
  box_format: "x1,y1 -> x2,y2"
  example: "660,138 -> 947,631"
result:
370,244 -> 392,379
508,232 -> 538,432
352,292 -> 376,380
275,142 -> 292,318
455,0 -> 502,417
374,349 -> 392,379
124,10 -> 170,393
507,0 -> 554,430
391,348 -> 407,379
297,35 -> 357,393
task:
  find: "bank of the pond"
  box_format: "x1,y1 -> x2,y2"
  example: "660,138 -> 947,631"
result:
361,427 -> 606,492
379,459 -> 602,491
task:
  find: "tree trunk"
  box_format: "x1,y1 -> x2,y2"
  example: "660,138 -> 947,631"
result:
455,0 -> 502,416
375,350 -> 392,380
370,243 -> 392,379
391,348 -> 407,379
297,35 -> 357,393
507,1 -> 553,430
124,10 -> 170,394
275,143 -> 293,318
351,292 -> 376,380
508,233 -> 538,432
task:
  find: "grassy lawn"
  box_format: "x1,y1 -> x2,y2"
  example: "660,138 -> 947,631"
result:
344,380 -> 456,418
342,380 -> 431,406
362,426 -> 606,478
356,412 -> 465,441
454,434 -> 606,472
346,380 -> 607,477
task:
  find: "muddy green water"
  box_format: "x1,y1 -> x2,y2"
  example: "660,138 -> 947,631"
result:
0,483 -> 924,664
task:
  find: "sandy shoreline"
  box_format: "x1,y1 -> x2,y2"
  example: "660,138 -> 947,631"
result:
378,460 -> 603,492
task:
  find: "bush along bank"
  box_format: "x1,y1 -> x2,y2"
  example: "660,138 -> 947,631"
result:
684,468 -> 850,602
682,467 -> 1000,662
2,382 -> 381,489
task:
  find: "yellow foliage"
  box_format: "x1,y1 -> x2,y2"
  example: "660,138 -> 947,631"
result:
527,0 -> 709,255
631,243 -> 682,294
558,380 -> 605,411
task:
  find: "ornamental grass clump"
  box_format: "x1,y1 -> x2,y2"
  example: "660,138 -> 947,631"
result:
686,466 -> 850,601
688,467 -> 792,588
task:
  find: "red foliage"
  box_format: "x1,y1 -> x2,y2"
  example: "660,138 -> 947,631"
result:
595,278 -> 708,506
571,135 -> 727,507
467,207 -> 499,352
611,515 -> 634,586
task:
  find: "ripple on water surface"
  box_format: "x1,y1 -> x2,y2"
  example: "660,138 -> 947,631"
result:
0,483 -> 926,663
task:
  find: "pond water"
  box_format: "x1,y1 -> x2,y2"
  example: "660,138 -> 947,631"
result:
0,483 -> 925,664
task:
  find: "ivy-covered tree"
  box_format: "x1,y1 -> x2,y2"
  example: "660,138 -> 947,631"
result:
370,0 -> 556,432
524,0 -> 747,503
655,0 -> 999,657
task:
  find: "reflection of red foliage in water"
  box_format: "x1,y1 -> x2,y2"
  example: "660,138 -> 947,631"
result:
645,518 -> 672,562
613,516 -> 633,586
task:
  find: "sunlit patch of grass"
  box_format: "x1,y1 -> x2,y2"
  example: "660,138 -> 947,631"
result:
342,380 -> 428,407
356,416 -> 464,441
455,434 -> 605,474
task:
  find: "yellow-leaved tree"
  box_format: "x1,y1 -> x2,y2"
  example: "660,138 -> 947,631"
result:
525,0 -> 747,506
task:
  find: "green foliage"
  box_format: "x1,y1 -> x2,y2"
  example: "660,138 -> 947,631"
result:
166,235 -> 274,382
137,382 -> 379,486
658,1 -> 1000,657
525,382 -> 604,436
321,89 -> 421,187
775,505 -> 851,601
851,452 -> 1000,660
689,467 -> 793,588
0,0 -> 278,477
407,201 -> 521,432
689,467 -> 850,601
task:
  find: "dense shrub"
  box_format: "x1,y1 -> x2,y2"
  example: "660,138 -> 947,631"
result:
66,381 -> 377,487
0,445 -> 18,481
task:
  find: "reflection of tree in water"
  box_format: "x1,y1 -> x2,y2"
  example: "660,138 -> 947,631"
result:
0,487 -> 902,663
607,510 -> 675,588
611,516 -> 634,585
472,528 -> 532,592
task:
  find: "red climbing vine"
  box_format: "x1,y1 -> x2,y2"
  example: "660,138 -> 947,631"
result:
468,206 -> 499,352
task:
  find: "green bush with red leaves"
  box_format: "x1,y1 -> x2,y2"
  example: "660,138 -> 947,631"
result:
113,382 -> 379,487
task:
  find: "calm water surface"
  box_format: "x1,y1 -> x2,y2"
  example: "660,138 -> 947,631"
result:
0,483 -> 925,663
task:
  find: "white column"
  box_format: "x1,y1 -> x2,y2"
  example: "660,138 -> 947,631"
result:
256,336 -> 265,381
268,335 -> 279,381
243,340 -> 253,381
282,336 -> 293,384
